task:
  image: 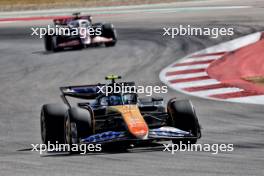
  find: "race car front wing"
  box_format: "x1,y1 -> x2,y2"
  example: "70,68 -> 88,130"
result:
81,126 -> 195,144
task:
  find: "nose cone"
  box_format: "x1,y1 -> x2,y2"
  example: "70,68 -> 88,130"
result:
129,122 -> 149,139
109,105 -> 149,139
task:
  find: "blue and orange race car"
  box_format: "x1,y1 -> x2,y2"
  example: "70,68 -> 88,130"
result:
40,75 -> 201,153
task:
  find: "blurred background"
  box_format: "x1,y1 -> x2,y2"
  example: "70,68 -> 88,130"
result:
0,0 -> 185,11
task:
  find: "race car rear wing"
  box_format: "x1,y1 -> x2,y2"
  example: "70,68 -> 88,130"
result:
53,15 -> 92,25
60,81 -> 136,106
60,84 -> 103,99
60,84 -> 102,107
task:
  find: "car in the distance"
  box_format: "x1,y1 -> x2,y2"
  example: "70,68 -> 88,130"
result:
44,12 -> 117,52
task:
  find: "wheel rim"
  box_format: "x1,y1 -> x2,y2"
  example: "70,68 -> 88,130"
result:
71,123 -> 78,144
40,111 -> 46,143
65,115 -> 71,145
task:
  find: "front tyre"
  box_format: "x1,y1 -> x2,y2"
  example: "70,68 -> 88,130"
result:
40,104 -> 68,145
167,99 -> 201,144
102,23 -> 117,47
44,34 -> 52,51
65,107 -> 93,154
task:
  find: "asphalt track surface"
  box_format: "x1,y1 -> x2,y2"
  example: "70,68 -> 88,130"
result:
0,0 -> 264,175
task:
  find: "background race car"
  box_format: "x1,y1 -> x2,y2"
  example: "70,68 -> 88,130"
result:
44,12 -> 117,52
40,75 -> 202,153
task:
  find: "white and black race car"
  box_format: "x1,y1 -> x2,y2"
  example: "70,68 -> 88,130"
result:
44,13 -> 117,52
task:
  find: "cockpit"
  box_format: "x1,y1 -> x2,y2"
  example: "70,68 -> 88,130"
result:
68,19 -> 91,28
98,94 -> 137,106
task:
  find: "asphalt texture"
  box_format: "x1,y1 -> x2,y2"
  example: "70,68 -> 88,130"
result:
0,0 -> 263,175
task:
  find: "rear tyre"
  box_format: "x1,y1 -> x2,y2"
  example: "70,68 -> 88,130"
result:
40,104 -> 68,145
51,36 -> 60,52
102,23 -> 117,47
167,99 -> 201,144
44,34 -> 52,51
44,35 -> 61,52
65,107 -> 93,154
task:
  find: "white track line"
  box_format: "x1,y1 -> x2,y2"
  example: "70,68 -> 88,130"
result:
0,21 -> 16,24
171,79 -> 220,89
228,95 -> 264,104
201,32 -> 261,54
166,64 -> 209,72
181,55 -> 223,63
166,72 -> 208,80
188,87 -> 243,96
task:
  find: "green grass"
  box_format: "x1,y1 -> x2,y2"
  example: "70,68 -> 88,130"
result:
244,76 -> 264,86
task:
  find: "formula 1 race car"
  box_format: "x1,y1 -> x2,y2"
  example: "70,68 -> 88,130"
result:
40,75 -> 201,153
44,12 -> 117,52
